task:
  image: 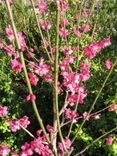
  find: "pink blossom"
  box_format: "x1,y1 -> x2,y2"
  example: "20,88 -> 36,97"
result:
29,73 -> 39,86
21,142 -> 33,156
59,28 -> 68,39
73,26 -> 81,38
62,46 -> 73,55
83,11 -> 90,18
46,124 -> 54,133
58,138 -> 71,152
83,112 -> 90,121
105,137 -> 113,145
19,116 -> 30,129
13,51 -> 19,59
7,119 -> 20,132
67,90 -> 87,106
80,70 -> 90,82
6,25 -> 14,42
8,116 -> 30,132
40,19 -> 51,30
65,108 -> 78,121
105,59 -> 112,70
99,37 -> 111,48
44,74 -> 53,84
35,60 -> 50,76
4,44 -> 14,56
0,144 -> 10,156
38,2 -> 46,12
75,15 -> 80,20
51,46 -> 56,53
11,59 -> 23,73
0,106 -> 8,117
83,42 -> 101,59
31,137 -> 52,156
80,24 -> 90,33
26,94 -> 36,101
79,62 -> 90,71
60,19 -> 69,27
28,61 -> 35,69
108,104 -> 116,112
36,129 -> 42,137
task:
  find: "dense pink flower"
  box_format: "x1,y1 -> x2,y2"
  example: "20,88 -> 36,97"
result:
11,59 -> 22,73
83,11 -> 90,18
40,19 -> 51,30
38,1 -> 46,12
62,46 -> 73,55
80,24 -> 90,32
35,59 -> 50,77
105,137 -> 113,145
28,61 -> 35,69
105,59 -> 112,70
13,51 -> 19,59
79,62 -> 90,71
4,44 -> 14,56
29,73 -> 39,86
60,19 -> 69,27
6,25 -> 14,42
0,106 -> 8,117
0,144 -> 10,156
59,28 -> 68,39
83,42 -> 101,59
19,116 -> 30,128
68,91 -> 87,106
73,26 -> 81,38
108,104 -> 116,112
58,138 -> 71,152
99,37 -> 111,48
44,74 -> 53,84
65,108 -> 78,121
31,137 -> 52,156
8,116 -> 30,132
21,142 -> 33,156
7,119 -> 20,132
26,94 -> 36,101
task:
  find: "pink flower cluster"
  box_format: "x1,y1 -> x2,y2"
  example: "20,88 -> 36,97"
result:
65,108 -> 78,122
83,37 -> 111,59
5,25 -> 26,51
105,137 -> 113,145
0,144 -> 10,156
38,1 -> 46,12
0,106 -> 8,117
58,138 -> 71,153
108,104 -> 116,112
40,19 -> 51,30
11,59 -> 22,74
8,116 -> 30,132
105,59 -> 112,70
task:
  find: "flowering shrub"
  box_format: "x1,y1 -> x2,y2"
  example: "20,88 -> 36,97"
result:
0,0 -> 117,156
